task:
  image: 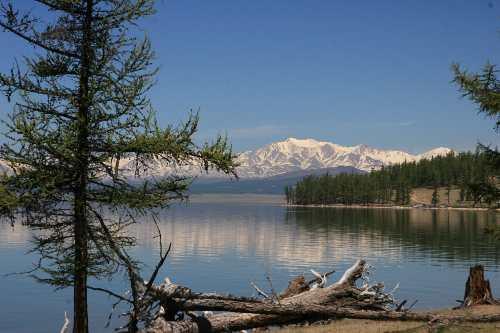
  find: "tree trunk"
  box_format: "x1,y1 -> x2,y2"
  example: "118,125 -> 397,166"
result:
73,211 -> 88,333
73,1 -> 94,332
462,265 -> 498,307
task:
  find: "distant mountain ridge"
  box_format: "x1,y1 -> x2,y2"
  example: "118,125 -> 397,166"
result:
0,138 -> 451,182
234,138 -> 452,178
115,137 -> 453,179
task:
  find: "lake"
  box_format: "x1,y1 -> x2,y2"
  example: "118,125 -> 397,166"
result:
0,194 -> 499,333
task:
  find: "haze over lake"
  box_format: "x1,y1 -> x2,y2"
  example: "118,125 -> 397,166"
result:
0,194 -> 498,333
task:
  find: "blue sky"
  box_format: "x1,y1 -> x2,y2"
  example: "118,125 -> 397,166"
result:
0,0 -> 499,153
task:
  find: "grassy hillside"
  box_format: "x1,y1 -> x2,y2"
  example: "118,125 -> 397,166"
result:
410,187 -> 494,208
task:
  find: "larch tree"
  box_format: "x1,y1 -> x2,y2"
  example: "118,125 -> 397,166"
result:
452,62 -> 500,132
0,1 -> 237,332
452,58 -> 500,207
431,187 -> 439,207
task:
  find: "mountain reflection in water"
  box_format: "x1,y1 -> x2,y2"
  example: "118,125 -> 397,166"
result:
0,195 -> 498,333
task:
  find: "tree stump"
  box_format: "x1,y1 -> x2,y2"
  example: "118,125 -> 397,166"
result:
462,265 -> 498,307
280,276 -> 309,299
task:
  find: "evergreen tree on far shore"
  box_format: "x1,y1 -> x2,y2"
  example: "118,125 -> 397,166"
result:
446,184 -> 451,205
459,187 -> 466,202
431,187 -> 439,207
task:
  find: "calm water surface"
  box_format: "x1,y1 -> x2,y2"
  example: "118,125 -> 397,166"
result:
0,194 -> 499,332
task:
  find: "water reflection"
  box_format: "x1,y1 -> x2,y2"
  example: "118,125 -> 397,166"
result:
0,196 -> 498,333
286,208 -> 500,267
130,204 -> 499,271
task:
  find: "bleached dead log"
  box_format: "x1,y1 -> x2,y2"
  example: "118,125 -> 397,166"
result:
145,299 -> 500,333
309,269 -> 327,289
149,278 -> 262,304
144,295 -> 500,333
59,311 -> 70,333
144,260 -> 372,332
179,298 -> 427,319
306,269 -> 335,288
139,260 -> 500,333
250,282 -> 270,299
330,259 -> 365,288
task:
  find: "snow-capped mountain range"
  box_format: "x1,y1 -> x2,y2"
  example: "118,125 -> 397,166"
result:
234,138 -> 452,178
129,137 -> 452,179
0,138 -> 453,180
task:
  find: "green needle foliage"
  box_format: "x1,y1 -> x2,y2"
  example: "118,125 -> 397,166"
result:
452,62 -> 500,132
0,1 -> 237,332
452,57 -> 500,209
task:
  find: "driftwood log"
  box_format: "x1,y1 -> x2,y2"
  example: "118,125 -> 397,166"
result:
83,258 -> 495,333
143,260 -> 402,332
140,261 -> 500,333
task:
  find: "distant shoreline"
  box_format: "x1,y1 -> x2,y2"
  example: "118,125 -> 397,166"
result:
187,193 -> 499,212
287,203 -> 498,212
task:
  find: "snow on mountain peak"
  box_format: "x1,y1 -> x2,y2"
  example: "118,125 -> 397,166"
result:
418,147 -> 453,160
234,138 -> 453,178
114,138 -> 453,179
0,138 -> 454,181
284,137 -> 325,146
